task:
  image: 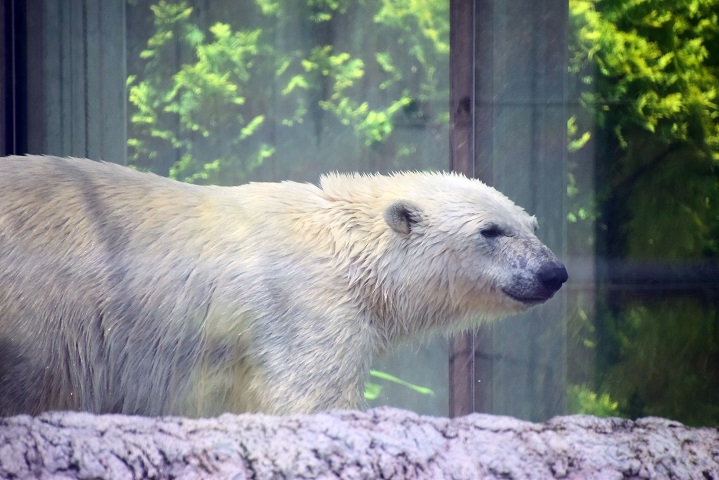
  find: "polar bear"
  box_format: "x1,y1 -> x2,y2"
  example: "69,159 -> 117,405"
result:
0,155 -> 567,417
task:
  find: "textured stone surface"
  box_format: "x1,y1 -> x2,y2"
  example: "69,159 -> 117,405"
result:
0,407 -> 717,479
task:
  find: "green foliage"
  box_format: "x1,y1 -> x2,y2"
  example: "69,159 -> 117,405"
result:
364,369 -> 435,400
566,116 -> 595,227
128,0 -> 449,183
374,0 -> 449,55
298,44 -> 409,146
567,385 -> 620,417
597,301 -> 719,425
374,0 -> 449,133
571,0 -> 719,150
569,0 -> 719,426
307,0 -> 350,22
567,116 -> 592,154
128,1 -> 273,184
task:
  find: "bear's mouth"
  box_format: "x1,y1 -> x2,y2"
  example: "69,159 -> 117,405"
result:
501,287 -> 555,306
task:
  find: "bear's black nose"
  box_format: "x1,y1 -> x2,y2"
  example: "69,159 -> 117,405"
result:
537,262 -> 568,292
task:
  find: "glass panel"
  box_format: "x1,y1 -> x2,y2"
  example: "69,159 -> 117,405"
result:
126,0 -> 450,415
566,0 -> 719,426
449,0 -> 569,421
11,0 -> 715,426
450,0 -> 718,427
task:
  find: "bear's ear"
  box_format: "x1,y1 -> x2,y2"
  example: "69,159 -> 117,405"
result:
384,200 -> 423,235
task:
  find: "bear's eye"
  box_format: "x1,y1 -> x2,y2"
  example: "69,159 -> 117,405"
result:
480,224 -> 504,239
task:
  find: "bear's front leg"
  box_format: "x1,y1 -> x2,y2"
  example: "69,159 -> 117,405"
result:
247,311 -> 377,415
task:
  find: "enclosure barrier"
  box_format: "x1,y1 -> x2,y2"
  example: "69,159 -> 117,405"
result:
0,407 -> 717,478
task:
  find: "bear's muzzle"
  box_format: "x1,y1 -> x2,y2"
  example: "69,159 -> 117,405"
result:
537,261 -> 568,293
501,259 -> 568,305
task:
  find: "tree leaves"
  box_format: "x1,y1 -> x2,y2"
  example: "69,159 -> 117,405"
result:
568,0 -> 719,425
128,0 -> 449,182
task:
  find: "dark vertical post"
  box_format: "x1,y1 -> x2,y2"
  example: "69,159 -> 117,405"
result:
1,0 -> 28,155
449,0 -> 473,176
1,0 -> 8,155
449,0 -> 497,418
448,0 -> 475,418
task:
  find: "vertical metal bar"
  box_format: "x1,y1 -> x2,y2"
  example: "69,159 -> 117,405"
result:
448,0 -> 477,417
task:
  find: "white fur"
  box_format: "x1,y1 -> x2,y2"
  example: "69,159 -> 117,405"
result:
0,156 -> 560,416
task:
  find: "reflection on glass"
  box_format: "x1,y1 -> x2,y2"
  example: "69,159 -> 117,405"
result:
116,0 -> 718,424
567,0 -> 719,426
126,0 -> 450,415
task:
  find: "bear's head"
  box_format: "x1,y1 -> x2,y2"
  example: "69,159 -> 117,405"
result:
319,171 -> 567,337
379,172 -> 567,332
